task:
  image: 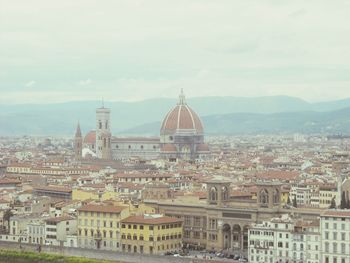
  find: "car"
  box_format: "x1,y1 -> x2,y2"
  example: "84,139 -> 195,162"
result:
173,253 -> 180,257
234,255 -> 240,260
239,258 -> 248,262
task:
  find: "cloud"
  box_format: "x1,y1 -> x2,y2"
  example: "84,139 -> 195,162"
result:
25,80 -> 36,87
78,79 -> 92,86
0,0 -> 350,103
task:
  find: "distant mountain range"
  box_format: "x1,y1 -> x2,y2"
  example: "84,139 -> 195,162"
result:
123,107 -> 350,135
0,96 -> 350,136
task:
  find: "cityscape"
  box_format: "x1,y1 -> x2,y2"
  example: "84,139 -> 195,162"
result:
1,1 -> 350,263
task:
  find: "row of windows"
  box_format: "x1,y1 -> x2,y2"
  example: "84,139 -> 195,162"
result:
324,256 -> 347,263
325,222 -> 348,230
324,232 -> 348,241
79,229 -> 119,238
324,242 -> 348,253
184,230 -> 205,239
250,230 -> 275,236
78,219 -> 119,228
184,216 -> 205,226
115,145 -> 158,150
121,233 -> 182,241
121,223 -> 181,230
28,226 -> 44,235
79,212 -> 117,218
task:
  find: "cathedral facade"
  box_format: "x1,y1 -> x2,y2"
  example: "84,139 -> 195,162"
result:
74,91 -> 210,161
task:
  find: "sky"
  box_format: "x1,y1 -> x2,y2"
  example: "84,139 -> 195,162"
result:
1,0 -> 350,104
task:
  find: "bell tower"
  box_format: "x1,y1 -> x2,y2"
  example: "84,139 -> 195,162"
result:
74,122 -> 83,160
96,103 -> 112,160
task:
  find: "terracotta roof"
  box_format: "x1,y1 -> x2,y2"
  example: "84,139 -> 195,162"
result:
256,171 -> 299,180
161,144 -> 177,152
121,215 -> 183,225
34,186 -> 72,193
323,210 -> 350,217
78,204 -> 126,213
114,173 -> 172,178
118,182 -> 144,190
0,179 -> 21,185
84,130 -> 96,144
319,184 -> 337,191
45,216 -> 74,223
197,143 -> 210,152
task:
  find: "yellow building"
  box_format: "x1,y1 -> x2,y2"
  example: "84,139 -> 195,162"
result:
72,189 -> 119,201
120,214 -> 183,255
280,189 -> 290,204
77,203 -> 129,250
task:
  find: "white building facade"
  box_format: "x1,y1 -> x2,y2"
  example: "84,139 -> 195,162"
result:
248,214 -> 320,263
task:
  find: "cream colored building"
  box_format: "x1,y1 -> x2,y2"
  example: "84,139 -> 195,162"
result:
77,203 -> 129,250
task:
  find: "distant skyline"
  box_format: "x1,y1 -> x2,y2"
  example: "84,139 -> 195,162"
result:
1,0 -> 350,104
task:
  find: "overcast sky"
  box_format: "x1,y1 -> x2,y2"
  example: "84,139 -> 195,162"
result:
1,0 -> 350,104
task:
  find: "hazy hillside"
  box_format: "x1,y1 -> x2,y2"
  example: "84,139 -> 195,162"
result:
0,96 -> 350,135
122,107 -> 350,135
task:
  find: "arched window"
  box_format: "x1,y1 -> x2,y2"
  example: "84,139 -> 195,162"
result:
222,186 -> 229,201
273,189 -> 279,204
105,121 -> 108,129
103,138 -> 106,147
260,189 -> 269,205
99,121 -> 102,129
210,187 -> 218,201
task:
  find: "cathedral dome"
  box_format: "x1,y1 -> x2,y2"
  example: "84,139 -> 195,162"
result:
83,130 -> 96,144
160,90 -> 204,136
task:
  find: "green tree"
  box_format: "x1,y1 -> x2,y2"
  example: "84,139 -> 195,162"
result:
3,209 -> 13,233
293,195 -> 297,208
329,197 -> 337,209
341,191 -> 347,209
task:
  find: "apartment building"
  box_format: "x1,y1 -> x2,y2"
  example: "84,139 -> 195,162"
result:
321,210 -> 350,263
120,214 -> 183,255
77,203 -> 129,251
45,216 -> 77,246
248,214 -> 320,263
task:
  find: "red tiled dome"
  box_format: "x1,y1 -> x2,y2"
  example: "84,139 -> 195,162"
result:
160,91 -> 203,135
83,130 -> 96,144
161,144 -> 177,152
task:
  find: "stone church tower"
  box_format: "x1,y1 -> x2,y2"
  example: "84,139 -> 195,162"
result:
74,122 -> 83,160
96,105 -> 112,160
